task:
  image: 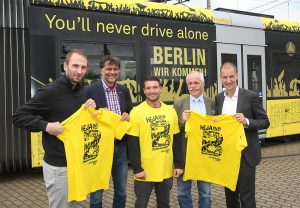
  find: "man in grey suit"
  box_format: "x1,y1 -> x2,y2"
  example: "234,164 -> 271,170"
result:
215,62 -> 270,208
173,71 -> 215,208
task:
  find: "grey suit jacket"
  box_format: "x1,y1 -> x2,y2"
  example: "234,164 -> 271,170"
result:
215,88 -> 270,167
173,95 -> 215,163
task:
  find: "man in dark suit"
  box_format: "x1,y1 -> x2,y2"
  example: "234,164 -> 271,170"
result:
215,62 -> 270,208
173,71 -> 215,208
83,56 -> 133,208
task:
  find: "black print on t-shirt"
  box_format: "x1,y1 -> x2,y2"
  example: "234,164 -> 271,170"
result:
81,123 -> 101,164
146,115 -> 170,150
200,125 -> 223,160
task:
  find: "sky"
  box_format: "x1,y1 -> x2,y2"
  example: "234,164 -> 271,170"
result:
168,0 -> 300,22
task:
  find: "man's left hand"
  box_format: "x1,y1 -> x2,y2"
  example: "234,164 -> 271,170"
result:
234,113 -> 247,125
174,169 -> 183,178
121,112 -> 130,121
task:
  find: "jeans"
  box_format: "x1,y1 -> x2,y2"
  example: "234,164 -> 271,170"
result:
177,176 -> 211,208
90,140 -> 128,208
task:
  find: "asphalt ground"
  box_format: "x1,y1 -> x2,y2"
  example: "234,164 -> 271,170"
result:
0,139 -> 299,208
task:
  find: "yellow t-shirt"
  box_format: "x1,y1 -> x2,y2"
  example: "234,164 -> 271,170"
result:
128,101 -> 180,182
57,105 -> 131,202
184,112 -> 247,191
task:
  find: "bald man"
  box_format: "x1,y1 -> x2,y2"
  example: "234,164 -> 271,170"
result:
173,71 -> 215,208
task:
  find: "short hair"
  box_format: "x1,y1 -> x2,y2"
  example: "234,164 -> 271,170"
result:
143,76 -> 161,88
186,71 -> 204,83
220,62 -> 238,73
65,49 -> 88,64
100,55 -> 120,69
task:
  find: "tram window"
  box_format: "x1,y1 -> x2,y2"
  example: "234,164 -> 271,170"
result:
271,52 -> 300,97
60,41 -> 140,103
60,42 -> 136,83
247,55 -> 262,96
221,53 -> 237,67
61,42 -> 134,57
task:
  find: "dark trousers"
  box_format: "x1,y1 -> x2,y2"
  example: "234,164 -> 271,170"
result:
134,177 -> 173,208
225,156 -> 256,208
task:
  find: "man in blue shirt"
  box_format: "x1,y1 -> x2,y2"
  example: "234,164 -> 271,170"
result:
173,71 -> 215,208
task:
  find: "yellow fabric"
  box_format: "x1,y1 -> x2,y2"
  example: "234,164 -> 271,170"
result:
57,105 -> 131,202
128,101 -> 180,182
184,112 -> 247,191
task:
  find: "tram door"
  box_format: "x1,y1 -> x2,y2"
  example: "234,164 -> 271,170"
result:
214,16 -> 267,138
216,43 -> 266,109
215,22 -> 267,107
216,43 -> 243,93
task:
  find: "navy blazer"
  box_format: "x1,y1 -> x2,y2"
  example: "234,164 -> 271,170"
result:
83,80 -> 133,115
215,88 -> 270,167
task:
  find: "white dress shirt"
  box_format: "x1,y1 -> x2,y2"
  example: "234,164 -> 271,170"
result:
222,87 -> 249,126
222,87 -> 239,115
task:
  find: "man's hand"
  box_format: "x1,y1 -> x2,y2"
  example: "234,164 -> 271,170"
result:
134,171 -> 146,180
84,98 -> 96,109
121,112 -> 130,121
174,169 -> 183,178
234,113 -> 247,125
46,122 -> 64,136
182,110 -> 191,121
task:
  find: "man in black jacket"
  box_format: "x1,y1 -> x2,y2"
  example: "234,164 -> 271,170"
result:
13,49 -> 96,208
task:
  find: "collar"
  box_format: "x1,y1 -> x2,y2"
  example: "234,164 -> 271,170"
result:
101,79 -> 116,91
190,94 -> 204,103
144,100 -> 163,109
62,75 -> 81,92
224,87 -> 239,98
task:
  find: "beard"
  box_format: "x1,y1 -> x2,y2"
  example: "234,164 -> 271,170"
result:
65,72 -> 83,85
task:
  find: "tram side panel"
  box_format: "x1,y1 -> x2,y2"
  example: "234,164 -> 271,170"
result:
265,30 -> 300,138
